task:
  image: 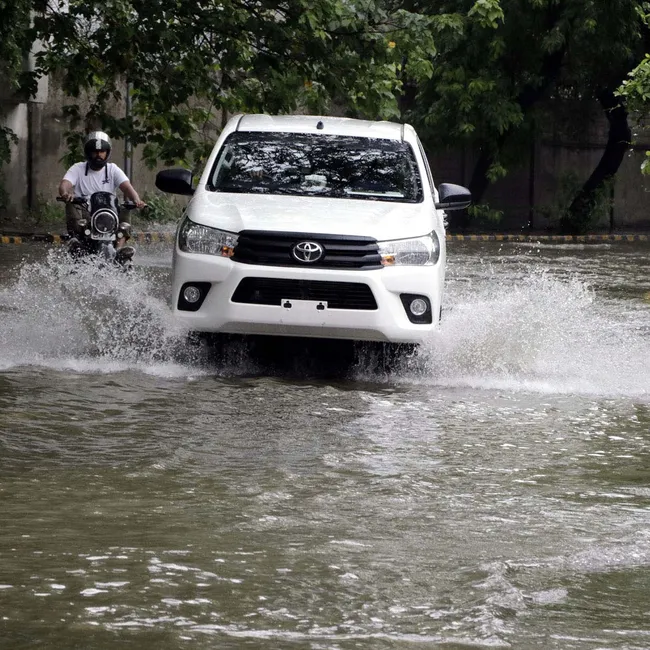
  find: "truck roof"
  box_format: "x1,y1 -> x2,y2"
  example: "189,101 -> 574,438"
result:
234,114 -> 408,142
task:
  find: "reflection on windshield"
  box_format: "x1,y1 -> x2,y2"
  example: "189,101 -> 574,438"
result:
208,132 -> 423,203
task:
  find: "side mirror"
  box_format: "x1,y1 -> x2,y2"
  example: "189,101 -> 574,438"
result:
435,183 -> 471,211
155,168 -> 194,196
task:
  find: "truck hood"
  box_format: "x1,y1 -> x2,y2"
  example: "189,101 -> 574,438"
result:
186,192 -> 438,240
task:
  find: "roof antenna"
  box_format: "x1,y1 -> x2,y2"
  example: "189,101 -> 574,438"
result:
316,120 -> 324,130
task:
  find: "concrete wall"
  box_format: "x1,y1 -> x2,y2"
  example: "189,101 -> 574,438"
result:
29,78 -> 162,201
0,74 -> 163,232
0,54 -> 51,227
2,104 -> 30,222
438,100 -> 650,232
613,146 -> 650,229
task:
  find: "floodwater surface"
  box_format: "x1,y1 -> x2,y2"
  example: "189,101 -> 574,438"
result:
0,240 -> 649,649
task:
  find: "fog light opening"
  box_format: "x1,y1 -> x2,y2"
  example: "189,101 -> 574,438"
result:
409,298 -> 428,317
178,282 -> 211,312
400,293 -> 433,324
183,285 -> 202,304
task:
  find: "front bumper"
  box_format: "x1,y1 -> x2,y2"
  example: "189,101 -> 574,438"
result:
171,250 -> 445,344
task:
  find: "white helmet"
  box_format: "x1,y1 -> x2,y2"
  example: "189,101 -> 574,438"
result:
84,131 -> 112,170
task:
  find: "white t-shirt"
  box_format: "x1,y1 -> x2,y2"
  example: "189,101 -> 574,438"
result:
63,162 -> 129,198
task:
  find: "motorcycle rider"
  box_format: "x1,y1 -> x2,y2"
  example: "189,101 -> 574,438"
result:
58,131 -> 146,258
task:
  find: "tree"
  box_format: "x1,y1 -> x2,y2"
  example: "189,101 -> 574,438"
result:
36,0 -> 434,170
556,0 -> 644,233
8,0 -> 649,233
400,1 -> 570,208
0,0 -> 40,208
618,6 -> 650,175
398,0 -> 648,233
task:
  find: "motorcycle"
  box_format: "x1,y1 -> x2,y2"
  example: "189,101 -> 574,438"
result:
56,192 -> 138,269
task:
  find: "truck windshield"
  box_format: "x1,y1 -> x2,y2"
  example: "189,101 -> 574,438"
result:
207,132 -> 423,203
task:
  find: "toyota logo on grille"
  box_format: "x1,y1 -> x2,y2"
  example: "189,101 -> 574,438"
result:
292,241 -> 324,263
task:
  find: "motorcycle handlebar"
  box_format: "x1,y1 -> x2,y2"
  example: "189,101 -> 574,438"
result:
56,196 -> 146,210
56,196 -> 85,205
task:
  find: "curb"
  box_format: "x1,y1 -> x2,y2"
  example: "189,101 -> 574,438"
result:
1,233 -> 65,245
446,234 -> 649,242
1,232 -> 649,245
0,232 -> 175,245
132,232 -> 175,244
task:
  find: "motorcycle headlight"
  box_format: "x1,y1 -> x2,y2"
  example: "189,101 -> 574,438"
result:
378,232 -> 440,266
93,209 -> 118,234
178,218 -> 238,257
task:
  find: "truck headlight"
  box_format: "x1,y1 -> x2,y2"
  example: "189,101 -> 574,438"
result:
178,218 -> 238,257
378,232 -> 440,266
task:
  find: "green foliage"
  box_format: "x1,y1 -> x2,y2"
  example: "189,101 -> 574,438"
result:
467,203 -> 504,224
642,150 -> 650,175
138,193 -> 183,225
408,0 -> 647,217
467,0 -> 505,29
536,171 -> 613,229
0,0 -> 40,207
60,126 -> 85,170
535,171 -> 582,227
24,194 -> 65,229
486,161 -> 508,183
0,0 -> 37,97
616,4 -> 650,174
1,0 -> 648,231
618,54 -> 650,112
36,0 -> 435,169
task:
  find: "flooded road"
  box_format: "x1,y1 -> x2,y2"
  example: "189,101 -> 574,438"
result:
1,240 -> 649,649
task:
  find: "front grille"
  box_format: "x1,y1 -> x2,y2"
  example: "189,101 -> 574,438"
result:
232,278 -> 378,310
232,230 -> 381,270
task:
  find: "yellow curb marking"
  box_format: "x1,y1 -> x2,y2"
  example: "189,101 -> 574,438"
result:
0,233 -> 648,245
444,234 -> 647,242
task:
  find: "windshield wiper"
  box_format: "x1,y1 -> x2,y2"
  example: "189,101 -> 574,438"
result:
215,182 -> 268,194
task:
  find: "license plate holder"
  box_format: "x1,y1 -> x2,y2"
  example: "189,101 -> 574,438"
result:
280,298 -> 328,324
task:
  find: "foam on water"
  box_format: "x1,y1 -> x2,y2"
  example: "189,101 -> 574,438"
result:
0,249 -> 193,375
418,270 -> 650,396
1,251 -> 649,395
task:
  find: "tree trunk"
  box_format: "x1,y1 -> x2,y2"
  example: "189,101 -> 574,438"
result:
463,144 -> 503,230
559,89 -> 631,234
466,39 -> 567,225
468,144 -> 500,205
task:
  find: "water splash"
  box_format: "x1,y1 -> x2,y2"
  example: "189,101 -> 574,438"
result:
0,249 -> 188,373
419,271 -> 650,396
1,251 -> 648,395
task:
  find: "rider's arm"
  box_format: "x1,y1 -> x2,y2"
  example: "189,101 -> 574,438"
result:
59,179 -> 75,201
119,180 -> 146,209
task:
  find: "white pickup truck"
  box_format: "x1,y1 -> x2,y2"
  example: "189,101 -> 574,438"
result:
156,114 -> 471,351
